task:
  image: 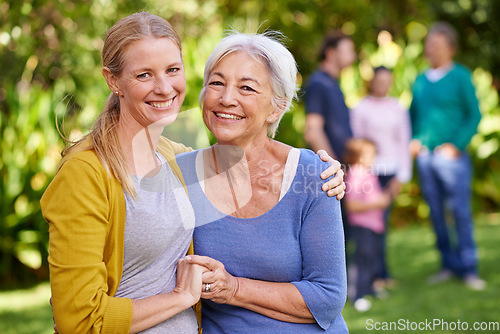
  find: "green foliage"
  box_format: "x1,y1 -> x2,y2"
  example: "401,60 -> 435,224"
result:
0,283 -> 53,334
0,82 -> 59,285
1,0 -> 499,285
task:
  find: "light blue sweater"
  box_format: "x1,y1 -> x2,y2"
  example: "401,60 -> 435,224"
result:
176,149 -> 348,333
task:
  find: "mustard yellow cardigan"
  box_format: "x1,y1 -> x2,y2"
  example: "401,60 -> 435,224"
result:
41,137 -> 196,333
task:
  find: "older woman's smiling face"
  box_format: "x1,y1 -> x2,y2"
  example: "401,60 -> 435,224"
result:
202,51 -> 278,147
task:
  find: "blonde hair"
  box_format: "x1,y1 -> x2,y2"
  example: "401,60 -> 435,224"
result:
62,12 -> 182,196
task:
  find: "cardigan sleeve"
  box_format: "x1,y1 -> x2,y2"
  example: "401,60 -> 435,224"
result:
41,157 -> 132,334
291,156 -> 347,330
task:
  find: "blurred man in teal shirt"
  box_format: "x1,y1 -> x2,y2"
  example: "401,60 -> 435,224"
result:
409,22 -> 483,290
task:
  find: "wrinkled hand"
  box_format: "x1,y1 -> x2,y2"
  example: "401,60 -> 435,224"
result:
185,255 -> 239,305
316,149 -> 346,200
173,257 -> 209,306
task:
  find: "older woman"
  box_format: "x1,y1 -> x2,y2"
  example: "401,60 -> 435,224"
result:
179,33 -> 348,333
41,12 -> 345,334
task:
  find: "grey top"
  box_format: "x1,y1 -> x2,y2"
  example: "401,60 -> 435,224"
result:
116,153 -> 198,334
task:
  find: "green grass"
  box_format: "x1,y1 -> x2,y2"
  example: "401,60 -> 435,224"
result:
343,213 -> 500,333
0,283 -> 53,334
1,213 -> 499,334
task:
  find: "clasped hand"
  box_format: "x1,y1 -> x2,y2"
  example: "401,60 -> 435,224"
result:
185,255 -> 239,304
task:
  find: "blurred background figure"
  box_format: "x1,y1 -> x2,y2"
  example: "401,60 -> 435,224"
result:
409,21 -> 484,290
343,138 -> 395,312
350,66 -> 412,288
303,30 -> 357,246
304,30 -> 356,162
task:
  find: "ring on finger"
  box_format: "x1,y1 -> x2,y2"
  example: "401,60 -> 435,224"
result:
205,283 -> 211,292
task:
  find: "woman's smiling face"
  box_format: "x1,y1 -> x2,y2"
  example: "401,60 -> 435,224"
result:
202,51 -> 278,147
115,37 -> 186,128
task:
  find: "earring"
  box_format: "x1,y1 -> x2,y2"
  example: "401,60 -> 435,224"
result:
115,91 -> 119,95
267,118 -> 272,122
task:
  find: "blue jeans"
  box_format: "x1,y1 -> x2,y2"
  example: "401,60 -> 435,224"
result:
416,150 -> 477,276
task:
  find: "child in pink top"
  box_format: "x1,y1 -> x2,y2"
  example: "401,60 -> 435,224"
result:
344,138 -> 394,311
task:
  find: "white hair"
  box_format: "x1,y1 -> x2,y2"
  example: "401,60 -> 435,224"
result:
199,31 -> 298,138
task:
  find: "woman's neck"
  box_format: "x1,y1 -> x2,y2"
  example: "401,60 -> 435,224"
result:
117,116 -> 164,177
244,137 -> 273,174
215,137 -> 278,176
205,137 -> 291,218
